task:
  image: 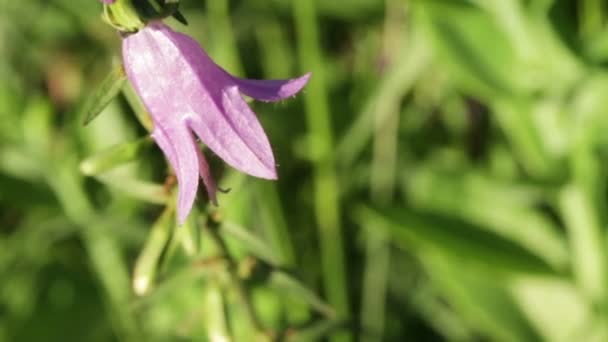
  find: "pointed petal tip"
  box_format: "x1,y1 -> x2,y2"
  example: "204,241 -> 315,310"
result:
286,72 -> 312,96
249,165 -> 278,180
177,212 -> 188,227
176,185 -> 197,226
151,127 -> 201,230
301,72 -> 313,82
232,72 -> 312,102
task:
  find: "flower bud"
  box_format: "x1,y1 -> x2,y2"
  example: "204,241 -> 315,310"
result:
100,0 -> 185,32
101,0 -> 145,32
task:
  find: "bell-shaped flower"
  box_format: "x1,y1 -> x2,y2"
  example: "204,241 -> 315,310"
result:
121,22 -> 310,224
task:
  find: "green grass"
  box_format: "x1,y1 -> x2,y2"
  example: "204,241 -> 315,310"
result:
2,0 -> 608,341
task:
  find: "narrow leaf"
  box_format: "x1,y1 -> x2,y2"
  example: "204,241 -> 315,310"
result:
172,10 -> 188,25
96,173 -> 168,204
80,137 -> 152,176
268,271 -> 336,319
286,320 -> 345,342
221,221 -> 282,266
355,205 -> 554,276
82,64 -> 127,126
133,207 -> 174,296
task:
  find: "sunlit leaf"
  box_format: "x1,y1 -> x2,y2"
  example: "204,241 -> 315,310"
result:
133,207 -> 175,296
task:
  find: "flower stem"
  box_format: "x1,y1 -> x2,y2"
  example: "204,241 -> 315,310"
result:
293,1 -> 351,342
205,212 -> 272,341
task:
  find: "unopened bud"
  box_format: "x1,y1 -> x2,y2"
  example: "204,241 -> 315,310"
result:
100,0 -> 186,33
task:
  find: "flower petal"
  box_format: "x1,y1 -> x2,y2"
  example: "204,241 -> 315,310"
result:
122,22 -> 280,219
193,138 -> 218,206
185,86 -> 277,180
231,72 -> 311,102
152,126 -> 200,225
156,24 -> 277,179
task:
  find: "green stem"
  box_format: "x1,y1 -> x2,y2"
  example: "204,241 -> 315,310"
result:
205,213 -> 271,341
293,1 -> 351,342
580,0 -> 604,39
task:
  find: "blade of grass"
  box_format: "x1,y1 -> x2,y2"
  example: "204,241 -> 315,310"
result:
206,0 -> 243,75
268,270 -> 336,319
359,229 -> 390,342
132,205 -> 175,296
79,137 -> 153,176
222,221 -> 283,267
255,181 -> 296,267
82,64 -> 126,126
336,28 -> 430,167
293,2 -> 351,342
580,0 -> 604,39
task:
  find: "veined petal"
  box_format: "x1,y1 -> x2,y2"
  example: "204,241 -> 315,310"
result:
123,22 -> 277,180
151,127 -> 200,224
193,138 -> 218,205
169,31 -> 278,179
231,72 -> 311,102
186,87 -> 277,180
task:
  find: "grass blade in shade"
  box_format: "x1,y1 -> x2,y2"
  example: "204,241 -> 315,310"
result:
293,1 -> 351,341
255,181 -> 296,267
337,29 -> 430,167
206,0 -> 243,75
355,205 -> 554,276
268,270 -> 336,319
359,229 -> 390,342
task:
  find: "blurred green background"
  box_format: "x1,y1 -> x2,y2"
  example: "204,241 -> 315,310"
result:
3,0 -> 608,341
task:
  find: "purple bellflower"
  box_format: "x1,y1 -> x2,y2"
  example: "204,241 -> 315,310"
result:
120,21 -> 310,224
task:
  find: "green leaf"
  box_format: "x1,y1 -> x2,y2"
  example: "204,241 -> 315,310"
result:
122,82 -> 154,132
268,271 -> 335,319
82,64 -> 127,126
559,184 -> 607,302
359,228 -> 390,342
221,221 -> 282,267
80,137 -> 152,176
354,205 -> 554,276
420,252 -> 540,342
416,0 -> 522,99
133,207 -> 175,296
510,276 -> 595,342
95,173 -> 168,204
336,27 -> 430,167
402,166 -> 569,270
254,181 -> 296,267
286,320 -> 345,342
203,282 -> 231,341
